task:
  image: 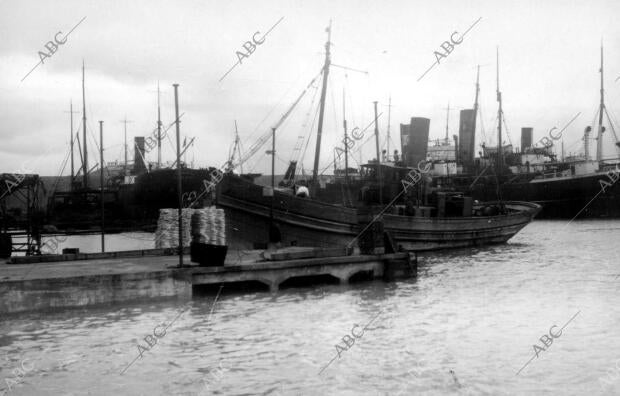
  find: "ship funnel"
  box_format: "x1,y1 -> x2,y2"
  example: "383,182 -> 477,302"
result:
521,127 -> 533,151
400,117 -> 430,167
458,109 -> 476,167
134,137 -> 147,174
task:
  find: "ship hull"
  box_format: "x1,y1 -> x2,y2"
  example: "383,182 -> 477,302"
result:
381,201 -> 540,251
217,175 -> 540,251
467,172 -> 620,219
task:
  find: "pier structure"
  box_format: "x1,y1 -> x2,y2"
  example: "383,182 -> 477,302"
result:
0,248 -> 416,314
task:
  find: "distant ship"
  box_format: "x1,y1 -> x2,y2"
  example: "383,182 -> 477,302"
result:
401,46 -> 620,219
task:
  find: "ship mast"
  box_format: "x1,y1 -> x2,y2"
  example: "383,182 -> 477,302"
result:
473,65 -> 480,144
70,101 -> 74,190
121,117 -> 133,174
444,103 -> 450,143
82,61 -> 88,189
496,48 -> 503,174
386,95 -> 392,159
311,20 -> 332,194
374,101 -> 382,205
234,120 -> 243,174
66,101 -> 79,191
596,43 -> 605,162
157,81 -> 162,169
342,87 -> 349,184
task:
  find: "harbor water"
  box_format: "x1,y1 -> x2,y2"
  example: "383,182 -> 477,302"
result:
1,219 -> 620,395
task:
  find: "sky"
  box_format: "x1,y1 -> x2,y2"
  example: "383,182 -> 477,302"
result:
1,0 -> 620,177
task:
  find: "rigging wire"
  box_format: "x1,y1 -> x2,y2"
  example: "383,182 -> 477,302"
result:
478,104 -> 487,145
49,146 -> 72,195
500,110 -> 513,146
243,72 -> 310,145
298,97 -> 321,177
318,112 -> 383,176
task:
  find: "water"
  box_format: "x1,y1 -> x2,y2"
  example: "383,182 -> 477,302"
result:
2,220 -> 620,395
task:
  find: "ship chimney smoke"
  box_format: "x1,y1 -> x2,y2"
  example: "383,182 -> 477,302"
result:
400,117 -> 430,167
134,137 -> 147,174
521,127 -> 533,151
458,109 -> 476,168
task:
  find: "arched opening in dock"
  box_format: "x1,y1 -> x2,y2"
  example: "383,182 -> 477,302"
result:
279,274 -> 340,290
193,281 -> 270,295
348,270 -> 375,284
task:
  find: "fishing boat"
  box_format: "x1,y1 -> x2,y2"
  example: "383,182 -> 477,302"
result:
215,22 -> 541,252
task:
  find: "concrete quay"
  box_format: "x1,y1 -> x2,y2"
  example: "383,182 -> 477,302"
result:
0,248 -> 416,315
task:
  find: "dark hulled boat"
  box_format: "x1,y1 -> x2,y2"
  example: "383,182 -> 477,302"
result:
216,172 -> 540,251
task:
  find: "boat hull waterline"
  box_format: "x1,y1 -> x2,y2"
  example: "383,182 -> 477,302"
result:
217,176 -> 541,251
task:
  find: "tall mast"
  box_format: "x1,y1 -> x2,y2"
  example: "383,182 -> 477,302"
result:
473,65 -> 480,136
444,103 -> 450,142
311,20 -> 332,193
343,87 -> 349,183
69,101 -> 75,191
173,83 -> 183,268
374,101 -> 383,205
82,61 -> 88,189
596,43 -> 605,162
157,81 -> 162,169
234,121 -> 243,174
496,48 -> 503,173
99,120 -> 105,252
123,117 -> 128,173
386,95 -> 392,159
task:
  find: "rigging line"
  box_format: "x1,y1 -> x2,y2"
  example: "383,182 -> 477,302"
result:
318,112 -> 384,175
233,69 -> 323,172
501,110 -> 513,146
478,104 -> 486,144
86,105 -> 100,152
298,100 -> 321,177
244,70 -> 312,144
329,74 -> 339,146
275,154 -> 289,166
603,107 -> 620,144
300,76 -> 321,131
50,147 -> 72,195
605,105 -> 620,133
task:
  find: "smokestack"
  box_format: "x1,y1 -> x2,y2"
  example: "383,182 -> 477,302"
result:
521,127 -> 533,151
458,109 -> 476,167
400,117 -> 430,167
134,137 -> 146,174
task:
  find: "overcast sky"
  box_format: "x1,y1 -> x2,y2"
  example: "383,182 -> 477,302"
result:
2,0 -> 620,177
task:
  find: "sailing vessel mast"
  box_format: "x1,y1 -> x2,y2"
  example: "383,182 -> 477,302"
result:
386,96 -> 392,159
444,103 -> 450,142
234,120 -> 243,174
496,49 -> 503,174
374,101 -> 382,205
121,117 -> 133,174
82,61 -> 88,189
157,81 -> 162,169
596,44 -> 605,162
342,87 -> 349,183
67,101 -> 77,191
311,20 -> 332,194
473,65 -> 480,142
